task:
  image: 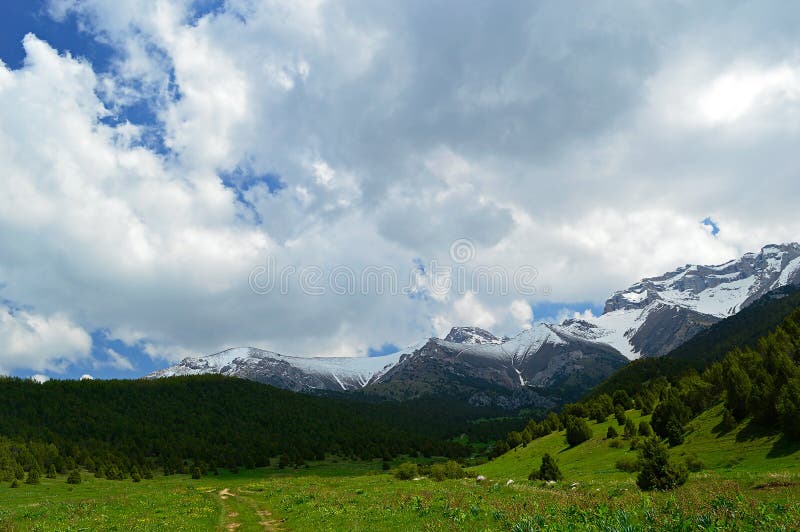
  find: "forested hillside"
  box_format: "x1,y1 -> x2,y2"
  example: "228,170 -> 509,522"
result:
0,375 -> 520,482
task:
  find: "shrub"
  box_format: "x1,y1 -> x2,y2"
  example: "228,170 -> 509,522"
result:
609,439 -> 623,448
638,421 -> 653,437
529,453 -> 563,482
615,405 -> 627,426
615,455 -> 640,472
67,470 -> 81,485
636,437 -> 688,491
25,465 -> 41,485
46,464 -> 57,479
720,408 -> 738,432
10,479 -> 19,488
607,426 -> 618,439
394,462 -> 419,480
685,455 -> 704,472
191,467 -> 202,480
429,461 -> 463,481
565,416 -> 593,447
624,418 -> 638,439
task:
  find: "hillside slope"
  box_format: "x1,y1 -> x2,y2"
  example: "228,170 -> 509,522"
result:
473,406 -> 800,483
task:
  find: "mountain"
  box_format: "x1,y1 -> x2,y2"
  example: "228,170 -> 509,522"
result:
148,243 -> 800,406
562,243 -> 800,359
366,324 -> 627,407
147,346 -> 406,393
587,283 -> 800,398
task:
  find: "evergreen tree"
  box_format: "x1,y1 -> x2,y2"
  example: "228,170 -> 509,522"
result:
529,453 -> 562,481
25,464 -> 41,485
614,405 -> 627,426
638,420 -> 653,437
46,463 -> 57,479
66,470 -> 81,485
565,416 -> 592,447
636,437 -> 688,491
651,390 -> 690,446
607,426 -> 618,439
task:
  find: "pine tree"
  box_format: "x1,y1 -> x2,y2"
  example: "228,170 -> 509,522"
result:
25,464 -> 41,485
565,416 -> 592,447
607,426 -> 618,439
67,470 -> 81,484
529,453 -> 563,482
636,437 -> 688,491
46,463 -> 57,479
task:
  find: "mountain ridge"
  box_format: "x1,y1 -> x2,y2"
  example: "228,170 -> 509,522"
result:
147,243 -> 800,405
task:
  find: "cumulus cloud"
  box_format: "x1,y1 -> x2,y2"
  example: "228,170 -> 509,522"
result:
510,300 -> 533,330
1,1 -> 800,374
0,305 -> 91,372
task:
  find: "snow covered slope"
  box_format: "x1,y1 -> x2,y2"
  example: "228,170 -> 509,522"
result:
562,243 -> 800,359
147,347 -> 405,392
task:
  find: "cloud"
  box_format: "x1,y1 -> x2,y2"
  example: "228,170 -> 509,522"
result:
94,348 -> 135,371
510,300 -> 533,330
31,374 -> 50,383
0,305 -> 91,373
1,1 -> 800,375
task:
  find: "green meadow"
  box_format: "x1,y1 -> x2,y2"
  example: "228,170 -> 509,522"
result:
2,405 -> 799,531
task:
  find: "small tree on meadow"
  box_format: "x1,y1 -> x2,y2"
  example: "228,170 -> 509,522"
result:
47,464 -> 57,479
25,465 -> 41,485
636,437 -> 688,491
607,426 -> 618,439
67,470 -> 81,485
529,453 -> 563,482
565,416 -> 593,447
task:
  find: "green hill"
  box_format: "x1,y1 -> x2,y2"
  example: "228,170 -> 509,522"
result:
473,405 -> 800,483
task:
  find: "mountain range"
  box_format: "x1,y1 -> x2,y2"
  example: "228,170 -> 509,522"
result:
148,243 -> 800,406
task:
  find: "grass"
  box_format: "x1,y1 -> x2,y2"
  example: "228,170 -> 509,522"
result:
1,406 -> 799,530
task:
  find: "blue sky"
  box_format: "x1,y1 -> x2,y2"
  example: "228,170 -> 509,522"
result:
1,0 -> 798,381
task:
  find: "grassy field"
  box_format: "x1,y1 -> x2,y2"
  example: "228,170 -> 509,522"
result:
1,407 -> 799,530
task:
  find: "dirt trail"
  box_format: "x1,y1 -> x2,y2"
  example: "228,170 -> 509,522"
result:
218,487 -> 283,531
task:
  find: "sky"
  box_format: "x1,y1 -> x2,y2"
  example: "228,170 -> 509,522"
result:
1,0 -> 800,380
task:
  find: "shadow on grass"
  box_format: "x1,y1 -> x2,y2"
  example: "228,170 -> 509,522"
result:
767,434 -> 800,459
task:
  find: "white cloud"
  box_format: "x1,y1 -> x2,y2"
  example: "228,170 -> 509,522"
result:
31,374 -> 50,383
0,1 -> 799,374
94,348 -> 135,371
510,300 -> 533,330
80,374 -> 94,380
0,305 -> 91,373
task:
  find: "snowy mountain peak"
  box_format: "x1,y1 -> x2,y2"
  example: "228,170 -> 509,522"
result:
443,326 -> 504,344
572,243 -> 800,360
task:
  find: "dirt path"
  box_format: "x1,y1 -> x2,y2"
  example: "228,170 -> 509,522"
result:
218,487 -> 283,531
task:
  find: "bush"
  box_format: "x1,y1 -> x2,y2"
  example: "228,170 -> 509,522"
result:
685,455 -> 704,472
624,418 -> 638,439
720,408 -> 738,432
394,462 -> 419,480
565,416 -> 593,447
429,461 -> 463,481
47,464 -> 57,479
529,453 -> 562,482
25,465 -> 41,485
10,479 -> 19,488
609,439 -> 623,448
614,405 -> 627,426
638,421 -> 653,437
67,470 -> 81,484
615,455 -> 640,472
636,437 -> 688,491
191,466 -> 202,479
607,426 -> 618,439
